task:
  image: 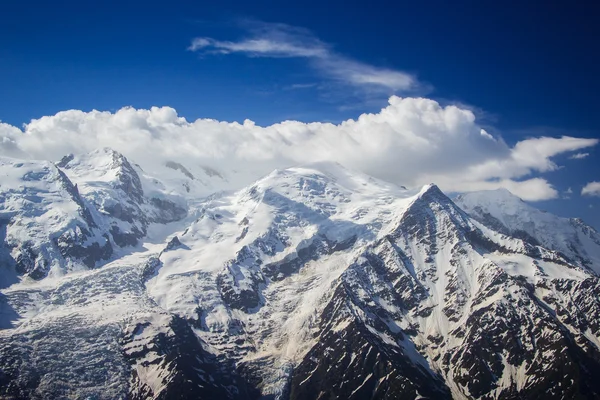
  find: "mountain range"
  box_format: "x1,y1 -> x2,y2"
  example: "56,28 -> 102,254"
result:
1,148 -> 600,399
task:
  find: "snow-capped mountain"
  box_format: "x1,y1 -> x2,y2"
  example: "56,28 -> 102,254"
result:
57,148 -> 188,247
2,150 -> 600,399
455,189 -> 600,274
0,157 -> 112,281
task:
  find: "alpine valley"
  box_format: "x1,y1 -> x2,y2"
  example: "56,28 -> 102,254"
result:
2,148 -> 600,400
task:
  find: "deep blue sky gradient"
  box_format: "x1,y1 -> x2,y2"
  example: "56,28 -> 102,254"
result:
1,0 -> 599,225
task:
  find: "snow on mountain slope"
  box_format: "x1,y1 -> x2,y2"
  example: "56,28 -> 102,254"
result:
0,245 -> 255,399
2,152 -> 600,400
149,162 -> 412,315
0,157 -> 112,280
162,160 -> 231,197
455,188 -> 600,274
145,164 -> 600,399
144,163 -> 423,395
58,148 -> 188,247
344,184 -> 600,399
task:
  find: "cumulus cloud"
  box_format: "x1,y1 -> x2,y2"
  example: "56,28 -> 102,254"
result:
570,152 -> 589,159
188,21 -> 424,93
0,97 -> 597,201
582,182 -> 600,197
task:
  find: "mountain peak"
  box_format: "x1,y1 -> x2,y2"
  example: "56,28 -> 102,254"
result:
417,183 -> 443,197
58,147 -> 133,175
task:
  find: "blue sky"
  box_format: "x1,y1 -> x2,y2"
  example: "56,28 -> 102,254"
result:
1,0 -> 599,227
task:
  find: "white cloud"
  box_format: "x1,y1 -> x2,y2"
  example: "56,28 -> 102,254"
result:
582,182 -> 600,197
563,187 -> 574,199
188,21 -> 423,93
447,178 -> 560,201
188,36 -> 328,58
570,152 -> 589,159
0,97 -> 597,202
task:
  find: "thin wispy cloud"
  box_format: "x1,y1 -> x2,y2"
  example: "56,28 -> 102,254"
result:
188,21 -> 426,93
285,83 -> 318,90
570,152 -> 589,159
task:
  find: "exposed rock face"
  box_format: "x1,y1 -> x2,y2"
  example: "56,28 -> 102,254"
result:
148,197 -> 187,224
288,285 -> 451,400
2,158 -> 600,399
123,315 -> 258,400
165,161 -> 195,180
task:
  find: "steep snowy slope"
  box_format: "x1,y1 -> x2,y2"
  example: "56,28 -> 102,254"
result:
0,149 -> 192,283
162,159 -> 230,197
340,185 -> 600,399
2,153 -> 600,400
0,157 -> 112,281
57,148 -> 188,247
455,189 -> 600,273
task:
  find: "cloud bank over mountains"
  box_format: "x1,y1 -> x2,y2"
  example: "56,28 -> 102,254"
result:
0,96 -> 596,201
